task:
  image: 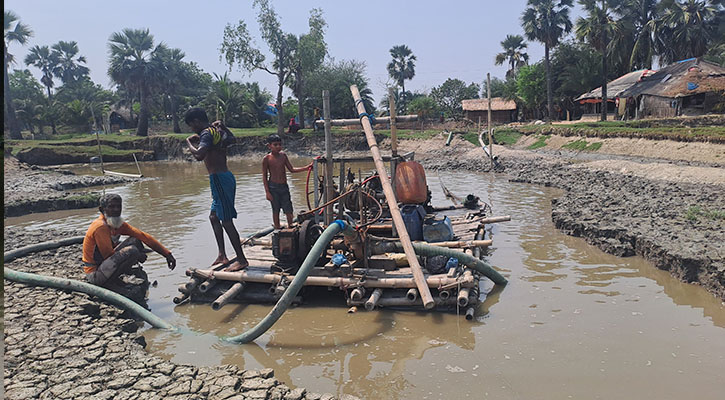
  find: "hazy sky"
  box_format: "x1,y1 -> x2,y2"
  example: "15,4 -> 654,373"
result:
5,0 -> 583,103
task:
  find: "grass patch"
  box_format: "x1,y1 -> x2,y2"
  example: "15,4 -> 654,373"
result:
527,135 -> 549,150
516,121 -> 725,142
562,139 -> 603,151
686,206 -> 725,221
493,128 -> 523,145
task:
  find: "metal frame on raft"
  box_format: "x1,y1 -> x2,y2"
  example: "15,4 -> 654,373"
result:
178,85 -> 509,320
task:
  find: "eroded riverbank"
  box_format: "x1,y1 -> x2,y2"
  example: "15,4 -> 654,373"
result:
4,134 -> 725,399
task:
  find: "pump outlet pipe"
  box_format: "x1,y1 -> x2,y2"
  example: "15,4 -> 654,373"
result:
224,220 -> 356,344
4,267 -> 175,330
386,242 -> 508,286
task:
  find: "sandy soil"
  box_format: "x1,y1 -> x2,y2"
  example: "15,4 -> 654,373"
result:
516,134 -> 725,165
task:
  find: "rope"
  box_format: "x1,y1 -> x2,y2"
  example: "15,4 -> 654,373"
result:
358,112 -> 376,126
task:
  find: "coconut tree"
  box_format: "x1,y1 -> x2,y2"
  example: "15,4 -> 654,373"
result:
4,10 -> 33,139
521,0 -> 574,121
577,0 -> 621,121
108,28 -> 166,137
387,44 -> 417,110
51,41 -> 89,84
656,0 -> 720,64
613,0 -> 658,69
24,45 -> 60,134
495,35 -> 530,79
157,47 -> 186,132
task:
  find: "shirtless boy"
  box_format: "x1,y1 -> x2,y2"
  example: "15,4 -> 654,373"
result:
262,134 -> 312,229
185,108 -> 248,271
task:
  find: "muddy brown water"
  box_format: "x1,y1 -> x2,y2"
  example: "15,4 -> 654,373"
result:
6,159 -> 725,399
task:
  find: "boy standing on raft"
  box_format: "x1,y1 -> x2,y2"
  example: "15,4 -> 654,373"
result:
262,134 -> 312,229
185,108 -> 249,271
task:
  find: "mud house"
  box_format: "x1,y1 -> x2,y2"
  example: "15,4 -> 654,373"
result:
461,98 -> 517,124
619,58 -> 725,119
576,69 -> 656,119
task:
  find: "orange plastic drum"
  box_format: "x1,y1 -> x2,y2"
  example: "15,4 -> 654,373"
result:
394,161 -> 427,204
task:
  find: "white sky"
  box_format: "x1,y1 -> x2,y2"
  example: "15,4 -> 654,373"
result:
5,0 -> 584,102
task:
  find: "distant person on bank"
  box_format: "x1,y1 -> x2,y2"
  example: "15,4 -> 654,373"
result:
82,194 -> 176,291
185,107 -> 249,271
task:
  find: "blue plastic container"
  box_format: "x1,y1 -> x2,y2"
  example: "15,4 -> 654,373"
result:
423,216 -> 454,243
398,204 -> 426,241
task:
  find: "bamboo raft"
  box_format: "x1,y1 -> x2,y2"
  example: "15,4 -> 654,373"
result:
177,86 -> 509,320
178,210 -> 509,319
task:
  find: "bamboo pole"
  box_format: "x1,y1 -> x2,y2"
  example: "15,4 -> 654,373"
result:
132,153 -> 143,176
365,288 -> 383,311
487,73 -> 493,170
389,88 -> 398,197
314,115 -> 417,127
389,88 -> 398,157
95,130 -> 105,172
192,268 -> 475,289
323,90 -> 334,225
212,282 -> 246,311
450,215 -> 511,226
350,85 -> 435,309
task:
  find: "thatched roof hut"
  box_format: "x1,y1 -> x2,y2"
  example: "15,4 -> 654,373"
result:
620,58 -> 725,118
462,98 -> 517,124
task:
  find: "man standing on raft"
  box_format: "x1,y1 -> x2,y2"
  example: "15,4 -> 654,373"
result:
185,108 -> 249,271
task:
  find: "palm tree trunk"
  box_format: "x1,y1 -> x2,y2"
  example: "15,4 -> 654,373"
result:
276,73 -> 285,136
601,0 -> 608,122
171,95 -> 181,133
601,31 -> 608,121
296,73 -> 305,129
46,86 -> 58,135
4,55 -> 23,139
137,84 -> 150,137
545,44 -> 553,122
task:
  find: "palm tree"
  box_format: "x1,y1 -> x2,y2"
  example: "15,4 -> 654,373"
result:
4,10 -> 33,139
158,47 -> 186,132
656,0 -> 719,64
521,0 -> 574,121
51,41 -> 90,85
614,0 -> 658,69
577,0 -> 621,121
387,44 -> 417,110
25,45 -> 60,134
495,35 -> 530,79
207,72 -> 243,125
108,28 -> 166,137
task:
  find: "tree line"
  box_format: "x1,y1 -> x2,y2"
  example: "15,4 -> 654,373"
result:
5,0 -> 723,139
500,0 -> 724,121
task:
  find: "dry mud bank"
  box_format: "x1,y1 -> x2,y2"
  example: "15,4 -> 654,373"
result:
3,158 -> 133,217
403,135 -> 725,300
2,229 -> 359,400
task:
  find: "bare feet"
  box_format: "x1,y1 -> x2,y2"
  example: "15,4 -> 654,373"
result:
212,255 -> 230,267
224,260 -> 249,272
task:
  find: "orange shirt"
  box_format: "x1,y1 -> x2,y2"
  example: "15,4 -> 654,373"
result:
82,213 -> 171,273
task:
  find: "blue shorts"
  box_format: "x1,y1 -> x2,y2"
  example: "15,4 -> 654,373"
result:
210,171 -> 237,221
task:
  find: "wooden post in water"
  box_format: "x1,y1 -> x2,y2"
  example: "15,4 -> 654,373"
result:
350,85 -> 435,309
487,73 -> 493,170
95,130 -> 105,173
323,90 -> 334,225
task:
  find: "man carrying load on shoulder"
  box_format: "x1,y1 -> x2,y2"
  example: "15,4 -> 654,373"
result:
82,193 -> 176,296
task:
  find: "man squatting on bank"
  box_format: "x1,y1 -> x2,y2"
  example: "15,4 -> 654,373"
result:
82,194 -> 176,291
185,107 -> 249,271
